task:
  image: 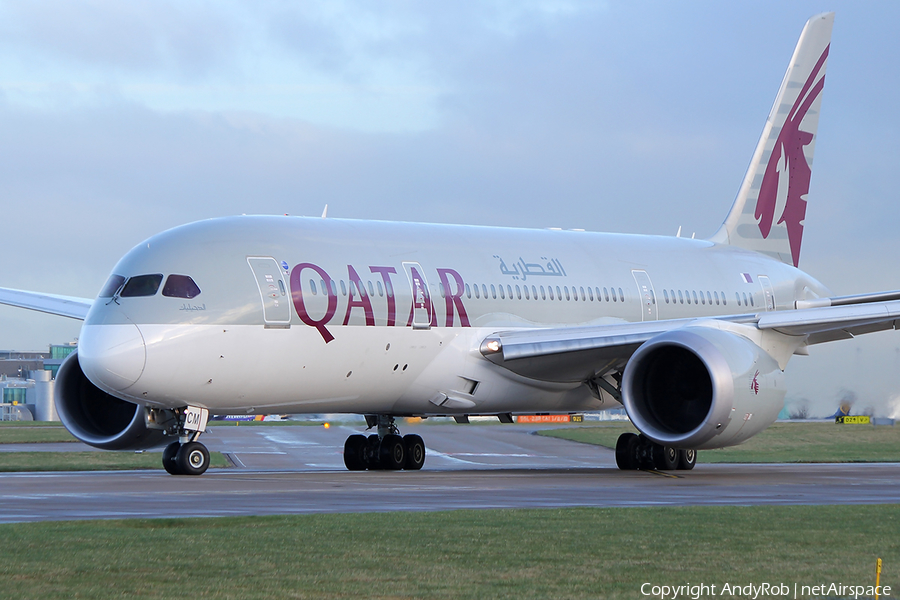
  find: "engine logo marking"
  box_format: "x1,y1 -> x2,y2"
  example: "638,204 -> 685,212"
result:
750,370 -> 760,395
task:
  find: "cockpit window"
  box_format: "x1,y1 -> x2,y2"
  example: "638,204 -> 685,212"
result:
120,274 -> 164,297
98,274 -> 126,298
162,274 -> 201,299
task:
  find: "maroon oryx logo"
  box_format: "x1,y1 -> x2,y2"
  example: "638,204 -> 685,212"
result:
750,370 -> 760,396
755,45 -> 829,267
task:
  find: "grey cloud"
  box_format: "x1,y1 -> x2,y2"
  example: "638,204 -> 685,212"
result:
0,0 -> 236,78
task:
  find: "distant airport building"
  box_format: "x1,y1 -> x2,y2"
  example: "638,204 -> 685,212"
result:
0,342 -> 76,421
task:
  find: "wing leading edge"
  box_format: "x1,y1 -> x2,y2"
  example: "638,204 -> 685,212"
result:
0,287 -> 93,320
480,295 -> 900,383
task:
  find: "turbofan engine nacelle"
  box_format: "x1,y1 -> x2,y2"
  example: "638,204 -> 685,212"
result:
621,326 -> 784,450
55,351 -> 168,450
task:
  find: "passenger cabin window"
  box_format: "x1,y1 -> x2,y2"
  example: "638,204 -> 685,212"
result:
162,275 -> 202,299
99,274 -> 126,298
120,274 -> 163,297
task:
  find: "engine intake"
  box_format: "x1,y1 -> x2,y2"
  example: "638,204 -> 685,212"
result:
622,326 -> 784,450
55,351 -> 167,450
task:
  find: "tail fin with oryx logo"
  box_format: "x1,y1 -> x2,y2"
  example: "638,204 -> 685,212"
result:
710,12 -> 834,268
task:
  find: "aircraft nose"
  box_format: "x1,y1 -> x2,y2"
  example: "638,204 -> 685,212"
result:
78,323 -> 147,392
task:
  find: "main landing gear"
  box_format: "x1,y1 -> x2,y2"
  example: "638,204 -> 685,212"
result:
615,432 -> 696,471
343,415 -> 426,471
159,407 -> 211,476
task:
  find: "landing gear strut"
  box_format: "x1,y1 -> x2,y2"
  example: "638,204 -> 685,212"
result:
614,432 -> 696,471
343,415 -> 426,471
160,407 -> 211,476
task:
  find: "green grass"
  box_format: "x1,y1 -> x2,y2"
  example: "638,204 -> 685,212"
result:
539,421 -> 900,463
0,451 -> 231,472
0,422 -> 77,444
0,505 -> 895,599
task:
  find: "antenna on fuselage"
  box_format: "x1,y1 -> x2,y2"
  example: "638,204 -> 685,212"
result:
676,226 -> 682,238
321,204 -> 328,218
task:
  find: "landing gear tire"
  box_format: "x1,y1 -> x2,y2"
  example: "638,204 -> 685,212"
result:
653,445 -> 680,471
615,433 -> 638,470
403,434 -> 426,470
677,448 -> 697,470
343,434 -> 367,471
162,441 -> 181,475
366,434 -> 383,470
635,435 -> 657,470
343,416 -> 427,471
175,441 -> 210,476
379,434 -> 405,470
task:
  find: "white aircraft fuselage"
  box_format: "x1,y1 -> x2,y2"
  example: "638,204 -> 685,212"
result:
79,215 -> 829,419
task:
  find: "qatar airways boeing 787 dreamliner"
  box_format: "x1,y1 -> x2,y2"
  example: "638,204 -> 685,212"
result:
1,13 -> 895,476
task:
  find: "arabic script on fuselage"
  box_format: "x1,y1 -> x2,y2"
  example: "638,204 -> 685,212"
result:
179,303 -> 207,311
493,255 -> 566,281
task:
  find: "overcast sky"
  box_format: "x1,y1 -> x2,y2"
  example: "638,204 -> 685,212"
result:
1,1 -> 899,416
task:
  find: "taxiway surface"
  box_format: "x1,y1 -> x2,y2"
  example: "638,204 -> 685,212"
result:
0,423 -> 897,523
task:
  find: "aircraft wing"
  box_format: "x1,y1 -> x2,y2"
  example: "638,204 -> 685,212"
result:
760,296 -> 900,343
480,297 -> 900,383
0,287 -> 93,320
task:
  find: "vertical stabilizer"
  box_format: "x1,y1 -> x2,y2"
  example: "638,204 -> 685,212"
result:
709,13 -> 833,267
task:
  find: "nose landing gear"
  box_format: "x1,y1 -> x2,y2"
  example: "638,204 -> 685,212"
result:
343,416 -> 426,471
160,406 -> 211,476
163,438 -> 211,475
